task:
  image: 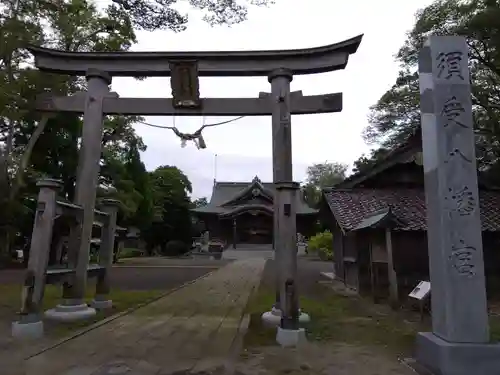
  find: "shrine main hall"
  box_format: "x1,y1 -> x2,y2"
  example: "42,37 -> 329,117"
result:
191,176 -> 318,247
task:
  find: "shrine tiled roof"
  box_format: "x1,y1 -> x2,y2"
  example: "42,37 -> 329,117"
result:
322,187 -> 500,232
192,177 -> 317,215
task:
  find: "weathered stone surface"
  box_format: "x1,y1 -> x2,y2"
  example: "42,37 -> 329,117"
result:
416,35 -> 500,375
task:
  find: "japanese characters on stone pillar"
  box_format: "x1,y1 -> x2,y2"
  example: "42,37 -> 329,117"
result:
420,35 -> 489,341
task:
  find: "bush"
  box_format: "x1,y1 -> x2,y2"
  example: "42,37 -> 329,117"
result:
308,230 -> 333,261
116,247 -> 144,259
163,240 -> 189,257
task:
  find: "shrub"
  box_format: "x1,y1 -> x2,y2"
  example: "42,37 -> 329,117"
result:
163,240 -> 189,257
308,230 -> 333,260
119,248 -> 143,259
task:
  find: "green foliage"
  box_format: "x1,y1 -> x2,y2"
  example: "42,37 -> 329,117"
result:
112,0 -> 275,31
0,0 -> 142,257
308,230 -> 333,260
141,166 -> 193,252
119,248 -> 144,258
302,162 -> 347,208
192,197 -> 208,208
352,148 -> 391,174
0,0 -> 271,261
361,0 -> 500,179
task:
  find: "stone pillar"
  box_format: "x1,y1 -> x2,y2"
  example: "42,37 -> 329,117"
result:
91,199 -> 119,309
275,181 -> 300,330
12,178 -> 62,339
47,69 -> 111,322
415,35 -> 500,375
271,68 -> 292,315
264,68 -> 307,345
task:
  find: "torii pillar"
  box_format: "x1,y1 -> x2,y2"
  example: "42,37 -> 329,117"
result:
268,68 -> 306,345
45,69 -> 112,321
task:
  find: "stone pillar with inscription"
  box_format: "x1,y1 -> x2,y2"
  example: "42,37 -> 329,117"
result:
415,35 -> 500,375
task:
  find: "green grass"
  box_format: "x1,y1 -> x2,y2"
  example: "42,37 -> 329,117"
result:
243,282 -> 500,357
0,283 -> 163,338
118,247 -> 144,259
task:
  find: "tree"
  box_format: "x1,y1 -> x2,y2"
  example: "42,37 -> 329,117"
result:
111,0 -> 275,31
192,197 -> 208,208
302,162 -> 347,208
352,148 -> 391,174
364,0 -> 500,175
141,165 -> 193,254
0,0 -> 140,260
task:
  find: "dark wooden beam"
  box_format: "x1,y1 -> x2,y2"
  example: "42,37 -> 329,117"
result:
36,93 -> 343,116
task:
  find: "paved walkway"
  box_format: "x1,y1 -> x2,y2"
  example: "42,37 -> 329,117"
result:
222,250 -> 274,260
17,258 -> 266,375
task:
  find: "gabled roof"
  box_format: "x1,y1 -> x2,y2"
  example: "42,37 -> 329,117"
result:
322,129 -> 500,232
219,204 -> 273,218
220,176 -> 273,206
323,188 -> 500,232
192,176 -> 317,216
338,130 -> 498,190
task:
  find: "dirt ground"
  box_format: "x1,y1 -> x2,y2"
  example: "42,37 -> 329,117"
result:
235,343 -> 413,375
237,258 -> 416,375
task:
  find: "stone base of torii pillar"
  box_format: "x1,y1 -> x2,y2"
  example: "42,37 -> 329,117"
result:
261,307 -> 310,326
11,319 -> 44,340
44,301 -> 96,322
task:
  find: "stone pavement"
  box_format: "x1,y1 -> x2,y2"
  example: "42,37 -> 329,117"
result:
222,244 -> 274,260
14,258 -> 266,375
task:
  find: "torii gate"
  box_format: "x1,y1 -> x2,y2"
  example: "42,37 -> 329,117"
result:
27,34 -> 362,343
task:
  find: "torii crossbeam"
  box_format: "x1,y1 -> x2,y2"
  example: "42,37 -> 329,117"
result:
36,91 -> 343,116
23,35 -> 363,342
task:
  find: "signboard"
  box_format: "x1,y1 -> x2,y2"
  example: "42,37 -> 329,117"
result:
409,281 -> 431,300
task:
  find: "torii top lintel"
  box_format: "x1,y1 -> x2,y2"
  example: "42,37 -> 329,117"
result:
27,35 -> 363,77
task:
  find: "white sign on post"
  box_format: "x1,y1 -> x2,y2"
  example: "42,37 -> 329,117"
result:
409,281 -> 431,300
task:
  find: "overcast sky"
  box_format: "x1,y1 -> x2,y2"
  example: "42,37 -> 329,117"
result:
110,0 -> 434,199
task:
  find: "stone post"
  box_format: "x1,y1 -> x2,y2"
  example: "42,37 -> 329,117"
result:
12,178 -> 62,339
275,181 -> 300,330
415,35 -> 500,375
265,68 -> 307,345
91,199 -> 120,309
46,69 -> 111,322
271,68 -> 292,317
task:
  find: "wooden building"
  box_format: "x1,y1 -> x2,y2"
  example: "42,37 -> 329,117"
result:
192,176 -> 317,248
320,133 -> 500,305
